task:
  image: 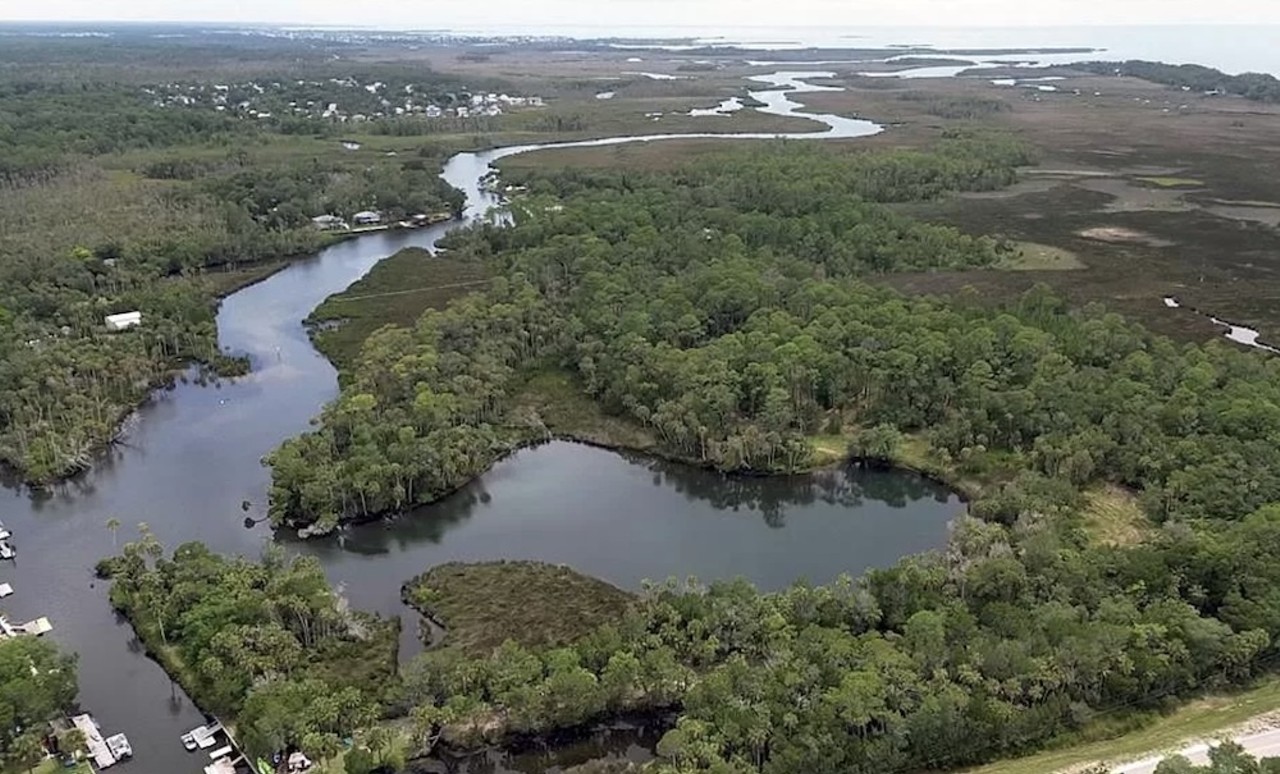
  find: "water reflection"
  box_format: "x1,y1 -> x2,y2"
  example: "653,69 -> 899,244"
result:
629,452 -> 952,526
415,721 -> 661,774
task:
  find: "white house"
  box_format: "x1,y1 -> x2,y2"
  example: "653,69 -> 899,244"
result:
104,311 -> 142,332
352,210 -> 382,226
311,214 -> 347,231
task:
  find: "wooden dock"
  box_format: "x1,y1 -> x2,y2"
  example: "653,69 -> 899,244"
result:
72,714 -> 115,769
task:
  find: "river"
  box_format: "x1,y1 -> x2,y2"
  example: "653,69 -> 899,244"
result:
0,72 -> 957,774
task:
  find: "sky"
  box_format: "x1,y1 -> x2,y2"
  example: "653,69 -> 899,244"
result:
3,0 -> 1278,29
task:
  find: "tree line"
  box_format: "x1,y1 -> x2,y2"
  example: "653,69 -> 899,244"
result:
1079,60 -> 1280,103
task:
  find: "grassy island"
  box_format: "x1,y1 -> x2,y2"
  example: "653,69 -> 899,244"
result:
402,561 -> 634,656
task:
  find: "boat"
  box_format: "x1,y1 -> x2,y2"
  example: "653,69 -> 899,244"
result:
183,724 -> 214,751
106,733 -> 132,759
0,541 -> 15,560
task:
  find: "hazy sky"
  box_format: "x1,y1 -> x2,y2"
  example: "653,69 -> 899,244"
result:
3,0 -> 1278,28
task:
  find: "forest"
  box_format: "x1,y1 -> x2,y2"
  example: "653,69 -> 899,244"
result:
102,532 -> 402,766
255,133 -> 1280,772
272,134 -> 1280,532
0,637 -> 80,771
266,136 -> 1034,530
1078,60 -> 1280,102
0,47 -> 466,483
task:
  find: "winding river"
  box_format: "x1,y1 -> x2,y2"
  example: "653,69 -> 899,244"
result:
0,73 -> 963,774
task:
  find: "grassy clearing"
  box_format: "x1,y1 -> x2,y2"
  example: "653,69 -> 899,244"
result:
1136,176 -> 1205,188
402,561 -> 635,656
965,676 -> 1280,774
808,434 -> 849,466
307,246 -> 490,369
508,369 -> 658,452
807,429 -> 989,498
998,241 -> 1086,271
1082,485 -> 1151,547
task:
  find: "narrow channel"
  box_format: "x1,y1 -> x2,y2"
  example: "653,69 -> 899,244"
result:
0,73 -> 950,774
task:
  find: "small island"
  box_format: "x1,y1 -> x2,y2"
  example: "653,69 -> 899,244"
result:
402,561 -> 635,655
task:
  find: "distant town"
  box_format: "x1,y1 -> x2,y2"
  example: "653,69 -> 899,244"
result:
146,76 -> 545,123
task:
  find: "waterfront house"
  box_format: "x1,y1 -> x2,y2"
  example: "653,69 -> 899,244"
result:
104,312 -> 142,332
352,210 -> 383,226
311,214 -> 347,231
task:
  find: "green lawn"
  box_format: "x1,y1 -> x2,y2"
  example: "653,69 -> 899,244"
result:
966,676 -> 1280,774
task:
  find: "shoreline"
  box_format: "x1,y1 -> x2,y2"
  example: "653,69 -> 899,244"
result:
281,428 -> 978,539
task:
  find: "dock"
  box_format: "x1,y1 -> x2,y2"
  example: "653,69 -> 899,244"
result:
0,579 -> 54,638
72,714 -> 115,769
187,717 -> 255,774
70,714 -> 131,769
0,614 -> 53,638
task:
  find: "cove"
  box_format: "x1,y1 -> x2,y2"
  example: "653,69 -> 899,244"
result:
290,441 -> 964,663
0,72 -> 928,774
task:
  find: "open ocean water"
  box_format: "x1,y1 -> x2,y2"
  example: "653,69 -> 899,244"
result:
439,24 -> 1280,75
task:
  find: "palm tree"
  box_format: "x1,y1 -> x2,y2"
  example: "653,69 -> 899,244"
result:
364,725 -> 394,766
61,728 -> 87,760
106,517 -> 121,547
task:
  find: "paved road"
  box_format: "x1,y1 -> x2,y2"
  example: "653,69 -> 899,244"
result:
1112,727 -> 1280,772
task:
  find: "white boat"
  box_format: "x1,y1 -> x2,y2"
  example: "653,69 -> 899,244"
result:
106,733 -> 132,759
0,583 -> 13,598
208,744 -> 233,760
182,724 -> 213,751
0,542 -> 15,560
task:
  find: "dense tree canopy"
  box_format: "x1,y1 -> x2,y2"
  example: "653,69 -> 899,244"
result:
0,637 -> 78,768
267,138 -> 1039,529
106,536 -> 396,762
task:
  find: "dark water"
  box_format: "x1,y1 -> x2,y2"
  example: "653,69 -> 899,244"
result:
294,442 -> 962,663
0,72 -> 941,774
